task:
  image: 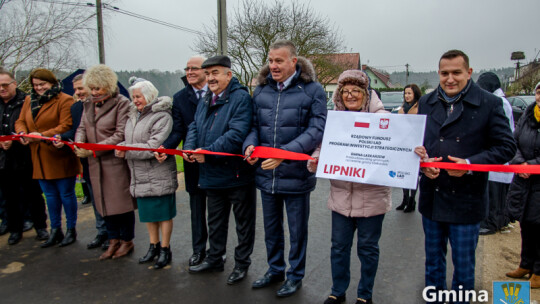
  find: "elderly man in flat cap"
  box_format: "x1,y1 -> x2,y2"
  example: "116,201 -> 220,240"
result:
184,55 -> 256,285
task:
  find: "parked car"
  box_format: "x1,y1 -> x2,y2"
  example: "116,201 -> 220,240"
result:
507,95 -> 535,125
380,91 -> 403,113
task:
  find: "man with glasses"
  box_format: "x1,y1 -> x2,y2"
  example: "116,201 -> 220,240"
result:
0,68 -> 49,245
243,40 -> 327,297
155,56 -> 211,267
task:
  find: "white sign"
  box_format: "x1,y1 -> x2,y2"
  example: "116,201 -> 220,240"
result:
316,111 -> 426,189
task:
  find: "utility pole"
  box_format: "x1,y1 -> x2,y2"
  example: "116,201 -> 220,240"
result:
96,0 -> 106,64
217,0 -> 227,55
405,63 -> 410,85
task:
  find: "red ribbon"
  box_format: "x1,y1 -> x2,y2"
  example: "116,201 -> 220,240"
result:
3,134 -> 540,173
420,161 -> 540,174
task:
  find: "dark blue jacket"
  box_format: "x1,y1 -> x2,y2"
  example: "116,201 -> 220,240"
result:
162,84 -> 202,193
418,81 -> 516,224
243,57 -> 327,194
60,100 -> 83,141
184,77 -> 254,190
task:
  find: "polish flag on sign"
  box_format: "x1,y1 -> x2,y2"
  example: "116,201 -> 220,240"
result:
354,118 -> 370,128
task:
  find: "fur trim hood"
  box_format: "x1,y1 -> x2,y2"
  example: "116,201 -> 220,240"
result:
256,56 -> 317,86
333,70 -> 371,111
128,96 -> 172,117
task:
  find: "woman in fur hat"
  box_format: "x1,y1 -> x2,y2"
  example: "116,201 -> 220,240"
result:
308,70 -> 391,304
75,64 -> 136,260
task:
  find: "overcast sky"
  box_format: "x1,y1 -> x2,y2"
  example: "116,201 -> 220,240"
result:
96,0 -> 540,73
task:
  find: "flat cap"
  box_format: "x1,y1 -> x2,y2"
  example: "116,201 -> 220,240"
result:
201,55 -> 231,69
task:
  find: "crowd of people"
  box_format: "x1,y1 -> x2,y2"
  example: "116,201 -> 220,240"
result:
1,41 -> 540,304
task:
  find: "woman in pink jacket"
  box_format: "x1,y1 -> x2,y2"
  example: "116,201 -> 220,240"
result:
308,70 -> 391,304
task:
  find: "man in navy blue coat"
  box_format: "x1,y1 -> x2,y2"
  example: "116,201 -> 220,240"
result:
183,55 -> 256,286
243,40 -> 327,297
156,56 -> 210,267
415,50 -> 516,302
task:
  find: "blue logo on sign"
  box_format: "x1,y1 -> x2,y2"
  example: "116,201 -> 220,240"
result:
493,281 -> 530,304
389,171 -> 396,178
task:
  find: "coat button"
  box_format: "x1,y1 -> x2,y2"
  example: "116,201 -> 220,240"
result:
456,137 -> 460,142
440,137 -> 444,142
435,187 -> 439,192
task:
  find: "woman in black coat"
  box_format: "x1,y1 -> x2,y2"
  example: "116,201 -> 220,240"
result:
506,81 -> 540,289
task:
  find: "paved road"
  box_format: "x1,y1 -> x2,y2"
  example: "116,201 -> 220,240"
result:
0,179 -> 479,304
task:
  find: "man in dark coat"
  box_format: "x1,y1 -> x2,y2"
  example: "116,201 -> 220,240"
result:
0,68 -> 49,245
184,55 -> 256,286
415,50 -> 516,301
156,55 -> 209,266
243,40 -> 327,297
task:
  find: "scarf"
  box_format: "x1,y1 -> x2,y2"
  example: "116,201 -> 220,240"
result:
91,93 -> 111,107
534,104 -> 540,122
402,100 -> 416,114
30,82 -> 62,119
437,80 -> 472,116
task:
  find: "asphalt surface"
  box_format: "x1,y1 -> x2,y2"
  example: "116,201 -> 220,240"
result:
0,178 -> 481,304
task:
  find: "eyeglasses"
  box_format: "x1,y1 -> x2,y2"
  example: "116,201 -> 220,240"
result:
341,89 -> 362,98
184,66 -> 202,72
0,80 -> 15,89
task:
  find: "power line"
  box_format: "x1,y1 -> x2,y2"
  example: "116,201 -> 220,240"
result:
30,0 -> 204,35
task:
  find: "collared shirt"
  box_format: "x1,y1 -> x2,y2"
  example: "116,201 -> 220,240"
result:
279,71 -> 297,90
192,84 -> 208,100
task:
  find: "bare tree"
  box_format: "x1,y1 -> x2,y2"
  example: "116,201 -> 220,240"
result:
0,0 -> 96,77
193,0 -> 345,93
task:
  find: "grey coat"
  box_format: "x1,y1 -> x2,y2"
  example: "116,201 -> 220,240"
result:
120,96 -> 178,198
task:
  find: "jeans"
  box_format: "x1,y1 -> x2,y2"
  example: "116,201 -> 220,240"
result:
260,191 -> 310,281
330,211 -> 384,299
38,177 -> 78,229
422,216 -> 480,304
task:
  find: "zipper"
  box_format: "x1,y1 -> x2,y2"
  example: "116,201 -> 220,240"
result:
271,90 -> 282,194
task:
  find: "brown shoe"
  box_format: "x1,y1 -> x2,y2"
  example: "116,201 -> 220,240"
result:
506,267 -> 532,279
99,239 -> 120,260
531,274 -> 540,288
113,240 -> 134,259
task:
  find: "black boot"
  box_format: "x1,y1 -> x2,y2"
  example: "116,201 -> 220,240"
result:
404,197 -> 416,213
59,228 -> 77,247
139,242 -> 161,264
81,182 -> 92,205
154,246 -> 172,269
41,228 -> 64,248
396,190 -> 409,210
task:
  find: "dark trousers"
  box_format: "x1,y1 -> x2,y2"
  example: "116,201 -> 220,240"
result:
330,212 -> 384,299
81,158 -> 106,235
481,181 -> 510,232
189,189 -> 208,254
104,211 -> 135,241
0,188 -> 5,222
0,170 -> 47,233
206,184 -> 256,269
260,191 -> 310,281
519,222 -> 540,275
422,216 -> 480,304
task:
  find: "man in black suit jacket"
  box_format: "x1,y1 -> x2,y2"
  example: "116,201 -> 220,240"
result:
156,55 -> 209,266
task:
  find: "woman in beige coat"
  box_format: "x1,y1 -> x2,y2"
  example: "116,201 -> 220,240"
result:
75,65 -> 136,260
308,70 -> 391,304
